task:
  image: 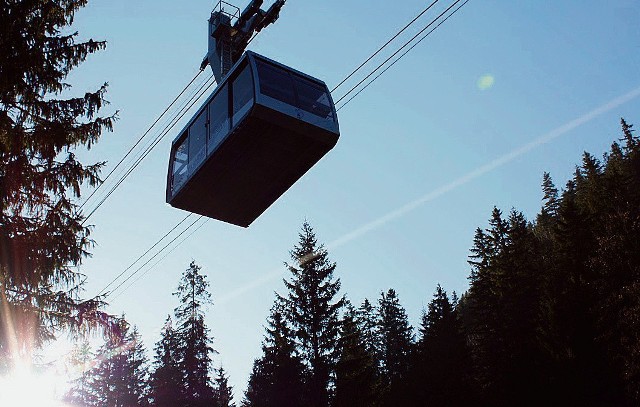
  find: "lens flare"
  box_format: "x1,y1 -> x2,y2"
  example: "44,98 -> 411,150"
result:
477,74 -> 495,90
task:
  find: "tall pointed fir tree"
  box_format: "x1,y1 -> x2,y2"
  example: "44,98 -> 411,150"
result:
173,261 -> 216,406
377,289 -> 413,406
411,284 -> 472,406
334,303 -> 380,407
0,0 -> 118,371
64,340 -> 96,406
68,322 -> 150,406
213,366 -> 236,407
592,119 -> 640,404
279,222 -> 344,407
150,315 -> 182,406
356,298 -> 382,368
243,299 -> 306,407
464,208 -> 509,404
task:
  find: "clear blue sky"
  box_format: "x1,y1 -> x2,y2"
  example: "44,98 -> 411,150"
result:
55,0 -> 640,397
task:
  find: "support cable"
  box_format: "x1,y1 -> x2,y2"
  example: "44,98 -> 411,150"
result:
337,0 -> 470,112
97,213 -> 193,296
80,71 -> 203,212
334,0 -> 462,106
108,217 -> 209,301
83,75 -> 216,223
330,0 -> 440,93
104,215 -> 204,298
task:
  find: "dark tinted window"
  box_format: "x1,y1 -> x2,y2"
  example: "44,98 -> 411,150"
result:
232,65 -> 254,125
293,75 -> 333,119
189,109 -> 207,172
171,133 -> 189,194
256,60 -> 296,105
208,84 -> 229,153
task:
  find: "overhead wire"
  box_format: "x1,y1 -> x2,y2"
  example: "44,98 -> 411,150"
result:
108,217 -> 210,301
333,0 -> 463,106
96,213 -> 193,297
96,0 -> 470,300
83,74 -> 216,223
330,0 -> 440,93
337,0 -> 471,111
103,215 -> 204,299
79,71 -> 204,212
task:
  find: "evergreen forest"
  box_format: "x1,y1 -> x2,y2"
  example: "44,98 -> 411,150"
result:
1,1 -> 640,406
62,119 -> 640,405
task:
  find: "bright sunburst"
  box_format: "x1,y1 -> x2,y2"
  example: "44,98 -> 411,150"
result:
0,363 -> 69,407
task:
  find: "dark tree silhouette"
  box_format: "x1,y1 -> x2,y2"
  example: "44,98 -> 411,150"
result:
243,300 -> 306,407
355,298 -> 382,369
377,288 -> 413,406
149,316 -> 182,406
173,261 -> 217,406
67,323 -> 150,406
334,303 -> 380,407
213,366 -> 236,407
457,121 -> 640,405
279,221 -> 344,407
0,0 -> 117,370
411,285 -> 472,406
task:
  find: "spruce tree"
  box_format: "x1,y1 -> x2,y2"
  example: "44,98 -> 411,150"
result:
334,304 -> 380,407
213,366 -> 236,407
64,340 -> 96,406
0,0 -> 117,368
465,208 -> 549,405
377,288 -> 413,406
150,316 -> 182,406
355,298 -> 382,369
173,261 -> 216,406
464,210 -> 508,404
71,323 -> 150,406
411,285 -> 472,406
243,300 -> 306,407
547,168 -> 616,404
584,120 -> 640,404
279,221 -> 344,407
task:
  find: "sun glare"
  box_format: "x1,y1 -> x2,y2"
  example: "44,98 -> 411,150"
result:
477,74 -> 495,90
0,364 -> 69,407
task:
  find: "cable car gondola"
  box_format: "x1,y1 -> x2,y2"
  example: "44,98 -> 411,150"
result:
166,51 -> 339,227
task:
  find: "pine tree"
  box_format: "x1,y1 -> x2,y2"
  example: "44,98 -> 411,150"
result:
71,323 -> 150,406
411,285 -> 472,406
64,340 -> 97,406
547,167 -> 617,405
377,288 -> 413,406
243,300 -> 306,407
0,0 -> 117,369
149,316 -> 182,406
464,208 -> 549,405
586,120 -> 640,404
355,298 -> 382,369
213,366 -> 236,407
243,299 -> 307,407
464,209 -> 510,404
334,304 -> 380,407
174,261 -> 216,406
279,222 -> 344,407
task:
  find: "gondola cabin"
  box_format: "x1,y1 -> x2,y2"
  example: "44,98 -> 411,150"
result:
166,51 -> 339,227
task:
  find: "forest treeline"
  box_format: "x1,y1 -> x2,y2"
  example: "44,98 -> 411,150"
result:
65,119 -> 640,406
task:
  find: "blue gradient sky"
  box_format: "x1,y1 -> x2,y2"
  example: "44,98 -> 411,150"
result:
55,0 -> 640,397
